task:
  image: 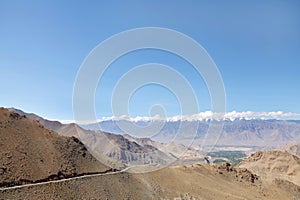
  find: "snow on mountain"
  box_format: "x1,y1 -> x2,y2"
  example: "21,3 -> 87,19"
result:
77,111 -> 300,125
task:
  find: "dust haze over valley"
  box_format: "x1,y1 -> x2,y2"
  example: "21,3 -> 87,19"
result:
1,1 -> 300,200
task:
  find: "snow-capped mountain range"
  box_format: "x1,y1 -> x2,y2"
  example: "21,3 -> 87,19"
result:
64,111 -> 300,125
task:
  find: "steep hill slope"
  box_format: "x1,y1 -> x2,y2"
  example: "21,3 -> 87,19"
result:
80,131 -> 177,169
9,108 -> 202,169
0,108 -> 110,187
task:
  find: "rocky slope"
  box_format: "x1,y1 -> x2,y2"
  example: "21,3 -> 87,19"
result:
0,108 -> 110,187
79,131 -> 177,170
239,150 -> 300,186
281,142 -> 300,157
1,163 -> 299,200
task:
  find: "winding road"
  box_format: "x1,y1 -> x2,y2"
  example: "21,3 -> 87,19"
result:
0,167 -> 133,191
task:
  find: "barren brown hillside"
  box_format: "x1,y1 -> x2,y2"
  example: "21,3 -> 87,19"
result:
1,163 -> 299,200
0,107 -> 110,187
239,151 -> 300,186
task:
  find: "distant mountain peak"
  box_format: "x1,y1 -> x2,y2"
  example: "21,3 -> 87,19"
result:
77,111 -> 300,124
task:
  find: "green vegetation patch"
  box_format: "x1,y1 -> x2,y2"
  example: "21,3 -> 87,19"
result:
212,159 -> 227,164
208,151 -> 247,166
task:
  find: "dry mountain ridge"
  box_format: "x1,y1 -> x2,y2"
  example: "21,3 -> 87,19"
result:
9,108 -> 202,169
0,107 -> 110,187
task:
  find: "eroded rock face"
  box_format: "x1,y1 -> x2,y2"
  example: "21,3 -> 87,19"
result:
212,162 -> 260,184
239,151 -> 300,186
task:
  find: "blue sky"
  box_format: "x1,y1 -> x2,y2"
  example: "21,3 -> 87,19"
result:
1,1 -> 300,120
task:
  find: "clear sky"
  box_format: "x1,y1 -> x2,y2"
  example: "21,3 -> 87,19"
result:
1,1 -> 300,120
